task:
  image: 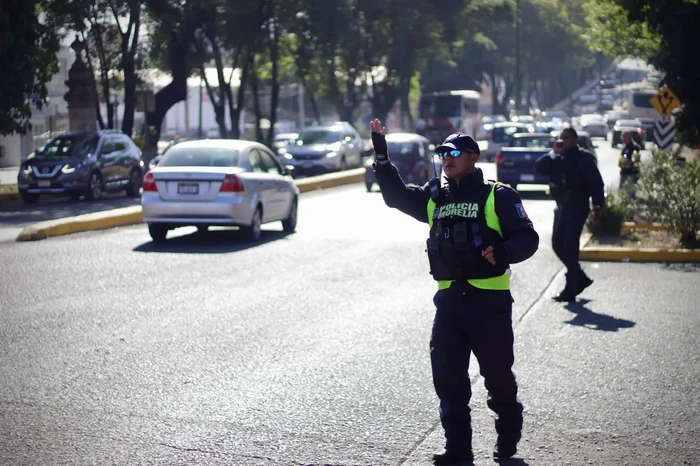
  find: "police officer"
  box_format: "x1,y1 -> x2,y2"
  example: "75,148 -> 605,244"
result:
619,131 -> 642,189
534,127 -> 605,302
370,119 -> 539,464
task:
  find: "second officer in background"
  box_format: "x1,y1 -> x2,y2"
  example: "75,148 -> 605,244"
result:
371,119 -> 539,464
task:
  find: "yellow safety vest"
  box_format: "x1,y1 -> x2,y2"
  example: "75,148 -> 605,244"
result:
426,183 -> 511,291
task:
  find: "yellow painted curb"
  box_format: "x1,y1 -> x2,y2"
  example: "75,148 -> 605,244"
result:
294,168 -> 365,193
16,206 -> 143,242
580,247 -> 700,262
620,222 -> 664,233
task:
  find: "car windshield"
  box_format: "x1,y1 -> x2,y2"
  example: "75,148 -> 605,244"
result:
509,136 -> 552,148
158,146 -> 239,167
37,134 -> 98,159
387,142 -> 419,159
617,120 -> 641,127
295,130 -> 341,145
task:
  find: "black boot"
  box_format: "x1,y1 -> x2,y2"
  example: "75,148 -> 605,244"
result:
575,272 -> 594,295
433,449 -> 474,465
553,272 -> 577,302
493,432 -> 521,460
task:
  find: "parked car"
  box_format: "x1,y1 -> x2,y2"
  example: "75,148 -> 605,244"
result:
483,122 -> 532,161
364,133 -> 439,192
272,132 -> 298,157
576,131 -> 597,159
17,130 -> 144,204
580,114 -> 608,140
495,133 -> 554,190
612,119 -> 646,147
141,139 -> 298,242
149,138 -> 191,170
281,122 -> 363,175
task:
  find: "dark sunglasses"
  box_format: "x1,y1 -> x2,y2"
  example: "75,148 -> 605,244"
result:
436,149 -> 462,159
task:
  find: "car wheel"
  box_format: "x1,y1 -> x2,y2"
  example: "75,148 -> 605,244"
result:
20,192 -> 39,204
148,224 -> 168,242
125,169 -> 142,197
282,197 -> 297,233
366,181 -> 373,192
85,172 -> 103,201
242,205 -> 262,242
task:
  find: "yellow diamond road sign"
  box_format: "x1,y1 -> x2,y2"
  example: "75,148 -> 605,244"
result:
650,86 -> 681,118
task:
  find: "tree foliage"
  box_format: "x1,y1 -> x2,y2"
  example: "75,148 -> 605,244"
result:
0,1 -> 60,136
585,0 -> 700,144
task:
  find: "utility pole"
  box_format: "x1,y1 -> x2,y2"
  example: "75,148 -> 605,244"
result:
514,0 -> 521,115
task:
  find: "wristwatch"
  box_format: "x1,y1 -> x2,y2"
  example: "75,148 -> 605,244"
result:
375,152 -> 389,162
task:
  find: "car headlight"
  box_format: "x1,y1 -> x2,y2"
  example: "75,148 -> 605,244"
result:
326,151 -> 338,158
61,162 -> 86,174
284,153 -> 293,160
22,166 -> 32,175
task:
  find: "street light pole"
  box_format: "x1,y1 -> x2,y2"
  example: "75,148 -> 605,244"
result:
515,0 -> 521,115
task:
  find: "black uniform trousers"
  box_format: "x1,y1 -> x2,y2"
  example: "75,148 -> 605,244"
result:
552,206 -> 589,291
430,283 -> 523,452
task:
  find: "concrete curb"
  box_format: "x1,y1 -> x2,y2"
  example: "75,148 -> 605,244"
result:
15,169 -> 366,242
16,206 -> 143,242
580,230 -> 700,262
620,221 -> 664,233
580,247 -> 700,262
294,168 -> 365,193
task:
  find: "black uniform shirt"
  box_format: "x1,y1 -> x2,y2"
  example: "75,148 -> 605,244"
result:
373,162 -> 539,265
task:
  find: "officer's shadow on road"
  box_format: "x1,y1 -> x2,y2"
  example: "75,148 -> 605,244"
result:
563,299 -> 636,332
132,229 -> 293,254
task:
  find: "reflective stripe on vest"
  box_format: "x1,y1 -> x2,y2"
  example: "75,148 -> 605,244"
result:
427,182 -> 511,290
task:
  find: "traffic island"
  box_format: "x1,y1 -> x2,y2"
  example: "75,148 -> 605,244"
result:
579,228 -> 700,262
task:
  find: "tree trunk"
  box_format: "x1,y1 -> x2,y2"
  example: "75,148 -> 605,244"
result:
250,62 -> 264,143
81,30 -> 106,130
121,55 -> 137,135
265,18 -> 280,147
228,49 -> 252,139
144,21 -> 196,162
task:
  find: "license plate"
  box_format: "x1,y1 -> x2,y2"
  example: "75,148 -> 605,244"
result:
38,180 -> 51,188
178,183 -> 199,195
520,174 -> 535,182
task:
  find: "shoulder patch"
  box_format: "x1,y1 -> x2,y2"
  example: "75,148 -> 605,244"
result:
515,203 -> 528,219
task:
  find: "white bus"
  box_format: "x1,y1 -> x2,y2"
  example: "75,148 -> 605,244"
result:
416,90 -> 481,145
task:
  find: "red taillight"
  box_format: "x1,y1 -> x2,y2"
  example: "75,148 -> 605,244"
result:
495,152 -> 504,164
221,174 -> 244,192
638,129 -> 643,136
142,171 -> 157,192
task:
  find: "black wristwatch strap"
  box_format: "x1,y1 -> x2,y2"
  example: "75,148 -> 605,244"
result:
375,152 -> 389,162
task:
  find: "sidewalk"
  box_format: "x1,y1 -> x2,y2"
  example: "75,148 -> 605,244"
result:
403,262 -> 700,465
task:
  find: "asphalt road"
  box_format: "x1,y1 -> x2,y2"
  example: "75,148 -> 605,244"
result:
2,139 -> 696,466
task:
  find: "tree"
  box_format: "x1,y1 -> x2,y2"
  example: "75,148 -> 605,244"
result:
0,1 -> 60,136
585,0 -> 700,144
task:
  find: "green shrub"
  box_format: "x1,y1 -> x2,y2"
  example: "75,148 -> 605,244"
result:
632,148 -> 700,247
586,190 -> 627,236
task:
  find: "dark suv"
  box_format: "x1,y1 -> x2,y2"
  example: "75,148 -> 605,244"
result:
17,130 -> 144,203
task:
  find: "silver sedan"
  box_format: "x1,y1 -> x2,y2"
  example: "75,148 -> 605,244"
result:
141,139 -> 299,242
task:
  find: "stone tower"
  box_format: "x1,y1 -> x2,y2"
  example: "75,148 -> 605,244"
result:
63,37 -> 97,132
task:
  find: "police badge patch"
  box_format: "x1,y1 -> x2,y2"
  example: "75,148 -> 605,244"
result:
515,203 -> 528,218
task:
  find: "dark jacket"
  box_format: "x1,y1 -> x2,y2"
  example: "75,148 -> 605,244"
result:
534,146 -> 605,211
373,162 -> 539,265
